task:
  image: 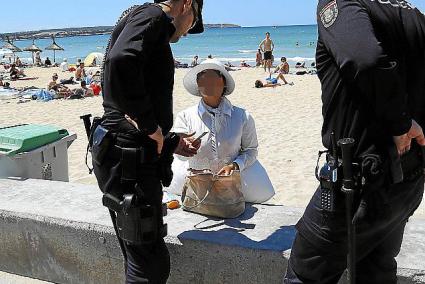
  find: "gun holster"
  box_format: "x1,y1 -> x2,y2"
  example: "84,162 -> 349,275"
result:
103,191 -> 168,245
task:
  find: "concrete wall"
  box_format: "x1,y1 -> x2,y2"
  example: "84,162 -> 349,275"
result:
0,178 -> 424,284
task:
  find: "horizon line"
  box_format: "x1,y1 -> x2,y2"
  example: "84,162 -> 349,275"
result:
0,23 -> 318,35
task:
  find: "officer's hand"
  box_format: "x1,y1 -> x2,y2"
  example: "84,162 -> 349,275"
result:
393,120 -> 425,156
174,133 -> 199,157
125,114 -> 164,154
148,126 -> 164,155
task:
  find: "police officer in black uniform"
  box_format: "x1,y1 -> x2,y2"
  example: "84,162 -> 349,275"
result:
284,0 -> 425,283
90,1 -> 204,283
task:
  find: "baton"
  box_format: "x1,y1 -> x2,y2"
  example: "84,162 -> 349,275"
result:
338,138 -> 356,284
80,114 -> 92,140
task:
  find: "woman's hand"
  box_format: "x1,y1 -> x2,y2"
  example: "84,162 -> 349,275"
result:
174,132 -> 201,157
217,163 -> 239,176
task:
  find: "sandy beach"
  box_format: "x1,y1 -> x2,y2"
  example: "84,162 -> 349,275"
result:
1,66 -> 424,219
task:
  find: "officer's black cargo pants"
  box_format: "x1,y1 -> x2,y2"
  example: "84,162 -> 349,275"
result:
94,136 -> 170,284
284,173 -> 424,284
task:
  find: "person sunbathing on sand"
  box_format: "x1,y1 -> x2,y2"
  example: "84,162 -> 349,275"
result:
240,60 -> 251,67
9,64 -> 25,80
47,73 -> 72,98
255,79 -> 281,88
275,57 -> 289,74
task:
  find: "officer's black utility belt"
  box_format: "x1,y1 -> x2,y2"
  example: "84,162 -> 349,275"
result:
316,143 -> 425,212
318,143 -> 425,189
108,144 -> 159,164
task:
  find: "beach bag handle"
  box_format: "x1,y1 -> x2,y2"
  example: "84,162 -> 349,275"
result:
181,169 -> 214,210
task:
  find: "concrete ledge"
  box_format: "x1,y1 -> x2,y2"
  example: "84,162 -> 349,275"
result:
0,178 -> 424,284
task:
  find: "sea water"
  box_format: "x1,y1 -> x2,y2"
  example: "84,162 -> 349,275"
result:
2,25 -> 318,66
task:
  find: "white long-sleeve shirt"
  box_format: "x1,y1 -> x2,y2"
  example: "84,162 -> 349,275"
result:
172,97 -> 258,173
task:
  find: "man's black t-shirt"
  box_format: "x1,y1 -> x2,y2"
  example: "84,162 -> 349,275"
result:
102,4 -> 176,137
316,0 -> 425,156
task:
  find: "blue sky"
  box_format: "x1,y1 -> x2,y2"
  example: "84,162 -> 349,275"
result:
0,0 -> 424,33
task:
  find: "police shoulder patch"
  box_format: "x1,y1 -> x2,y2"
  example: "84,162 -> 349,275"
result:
320,0 -> 339,28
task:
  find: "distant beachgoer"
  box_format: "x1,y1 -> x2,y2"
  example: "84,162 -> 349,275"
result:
0,76 -> 3,87
226,61 -> 235,68
191,55 -> 199,67
256,49 -> 263,67
174,59 -> 188,68
35,51 -> 42,66
207,54 -> 213,59
254,79 -> 281,88
47,73 -> 72,98
90,70 -> 101,82
275,57 -> 290,75
80,80 -> 94,97
259,32 -> 275,73
9,64 -> 24,80
47,73 -> 59,90
15,57 -> 22,67
295,62 -> 305,68
75,62 -> 86,81
240,60 -> 251,67
91,57 -> 97,67
45,57 -> 52,67
60,58 -> 69,72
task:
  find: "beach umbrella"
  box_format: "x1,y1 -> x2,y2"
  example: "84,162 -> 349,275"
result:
23,39 -> 42,64
84,52 -> 104,66
1,36 -> 22,53
45,35 -> 64,63
1,36 -> 22,63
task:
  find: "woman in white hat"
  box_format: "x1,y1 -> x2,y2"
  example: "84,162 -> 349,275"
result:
167,59 -> 275,203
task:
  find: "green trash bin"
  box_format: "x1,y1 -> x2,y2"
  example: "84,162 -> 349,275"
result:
0,124 -> 77,181
0,124 -> 69,156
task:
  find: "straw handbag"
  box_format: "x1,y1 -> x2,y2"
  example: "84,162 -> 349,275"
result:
181,169 -> 245,219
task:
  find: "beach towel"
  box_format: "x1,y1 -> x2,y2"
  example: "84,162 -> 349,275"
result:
0,88 -> 20,100
34,89 -> 54,102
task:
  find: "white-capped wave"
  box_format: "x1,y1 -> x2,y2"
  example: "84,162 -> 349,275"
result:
238,50 -> 257,54
287,56 -> 315,62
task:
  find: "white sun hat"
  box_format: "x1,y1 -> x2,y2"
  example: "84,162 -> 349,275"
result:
183,58 -> 235,97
